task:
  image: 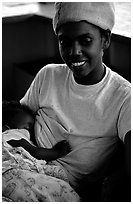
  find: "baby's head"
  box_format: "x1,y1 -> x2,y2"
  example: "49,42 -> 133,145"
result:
2,101 -> 35,132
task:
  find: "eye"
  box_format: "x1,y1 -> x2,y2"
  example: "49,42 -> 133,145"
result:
59,39 -> 67,46
58,36 -> 71,47
80,36 -> 92,46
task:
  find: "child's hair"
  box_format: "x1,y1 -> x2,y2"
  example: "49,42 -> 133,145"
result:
2,100 -> 35,128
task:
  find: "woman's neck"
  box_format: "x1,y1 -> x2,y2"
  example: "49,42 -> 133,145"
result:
74,64 -> 106,85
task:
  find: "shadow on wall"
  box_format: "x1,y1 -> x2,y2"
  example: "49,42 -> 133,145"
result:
2,15 -> 131,101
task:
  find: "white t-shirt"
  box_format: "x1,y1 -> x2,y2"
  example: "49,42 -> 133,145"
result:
20,63 -> 131,188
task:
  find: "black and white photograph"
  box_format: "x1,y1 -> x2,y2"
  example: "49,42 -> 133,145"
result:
2,2 -> 131,202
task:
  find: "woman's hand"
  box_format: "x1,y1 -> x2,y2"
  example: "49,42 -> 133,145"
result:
53,140 -> 71,157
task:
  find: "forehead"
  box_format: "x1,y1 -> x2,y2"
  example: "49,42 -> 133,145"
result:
57,21 -> 100,38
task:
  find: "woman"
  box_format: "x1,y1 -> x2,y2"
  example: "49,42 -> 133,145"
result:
20,2 -> 131,201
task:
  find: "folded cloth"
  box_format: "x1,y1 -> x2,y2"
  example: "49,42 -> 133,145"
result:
53,2 -> 115,34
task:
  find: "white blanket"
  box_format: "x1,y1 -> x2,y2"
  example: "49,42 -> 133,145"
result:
2,129 -> 80,202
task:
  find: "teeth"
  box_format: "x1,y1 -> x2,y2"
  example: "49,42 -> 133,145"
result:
72,61 -> 86,67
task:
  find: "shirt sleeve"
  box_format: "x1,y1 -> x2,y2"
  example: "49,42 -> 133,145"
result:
117,92 -> 131,142
20,66 -> 47,112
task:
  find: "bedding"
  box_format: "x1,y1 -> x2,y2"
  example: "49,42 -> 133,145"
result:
2,131 -> 80,202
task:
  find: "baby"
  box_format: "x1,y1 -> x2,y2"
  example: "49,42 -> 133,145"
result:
2,100 -> 71,182
2,100 -> 71,162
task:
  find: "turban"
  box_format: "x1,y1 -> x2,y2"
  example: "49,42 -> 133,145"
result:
53,2 -> 115,34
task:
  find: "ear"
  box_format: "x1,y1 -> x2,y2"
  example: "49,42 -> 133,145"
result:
102,30 -> 111,50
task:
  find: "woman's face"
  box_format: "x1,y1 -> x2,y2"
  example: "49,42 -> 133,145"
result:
57,21 -> 106,85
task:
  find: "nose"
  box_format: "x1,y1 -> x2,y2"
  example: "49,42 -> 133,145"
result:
69,41 -> 82,57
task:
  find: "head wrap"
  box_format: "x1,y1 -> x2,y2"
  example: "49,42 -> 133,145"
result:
53,2 -> 115,34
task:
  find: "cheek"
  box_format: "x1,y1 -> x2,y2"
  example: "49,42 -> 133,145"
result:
89,40 -> 103,53
86,46 -> 103,60
59,47 -> 68,62
59,45 -> 64,58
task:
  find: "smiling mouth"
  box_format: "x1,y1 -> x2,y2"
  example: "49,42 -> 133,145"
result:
71,61 -> 86,68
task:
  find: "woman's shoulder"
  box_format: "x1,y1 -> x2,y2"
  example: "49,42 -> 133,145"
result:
39,63 -> 68,75
104,66 -> 131,104
36,64 -> 69,83
106,66 -> 131,90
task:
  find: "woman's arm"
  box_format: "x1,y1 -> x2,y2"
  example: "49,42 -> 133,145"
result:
7,139 -> 71,162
